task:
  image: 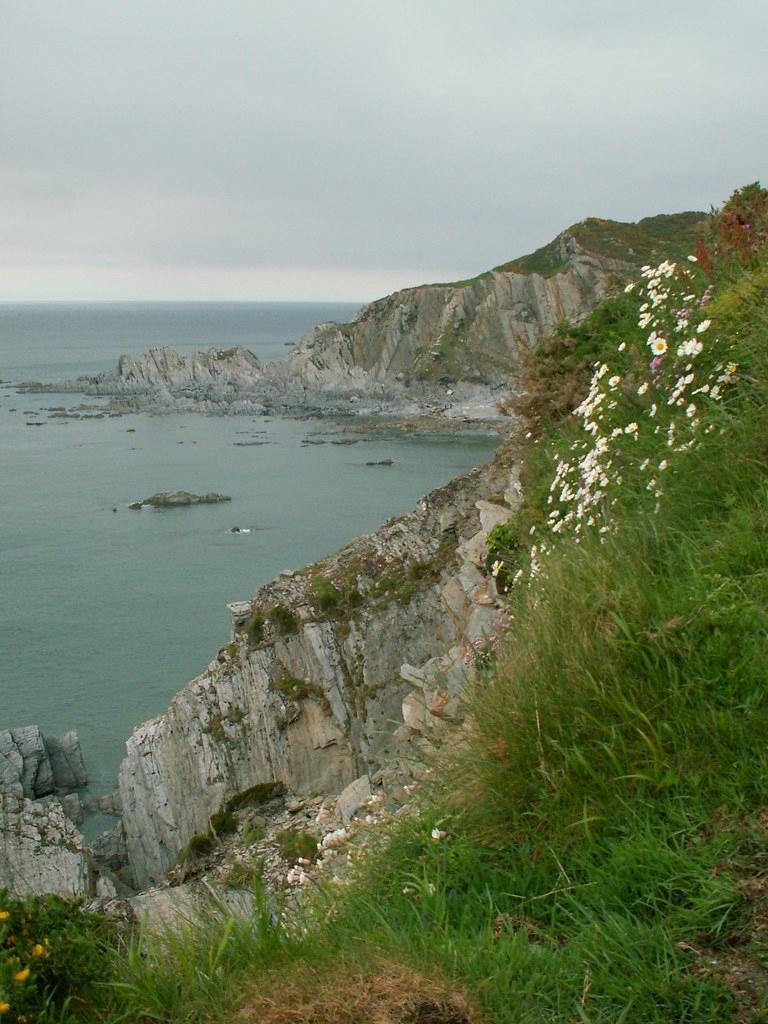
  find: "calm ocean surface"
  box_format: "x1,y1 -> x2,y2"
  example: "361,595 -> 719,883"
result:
0,303 -> 497,794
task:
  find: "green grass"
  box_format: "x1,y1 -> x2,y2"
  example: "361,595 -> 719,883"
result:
275,830 -> 318,864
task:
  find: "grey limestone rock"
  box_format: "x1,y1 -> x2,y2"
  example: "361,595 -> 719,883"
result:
60,792 -> 84,824
0,727 -> 55,798
336,774 -> 372,824
0,794 -> 93,897
44,730 -> 88,791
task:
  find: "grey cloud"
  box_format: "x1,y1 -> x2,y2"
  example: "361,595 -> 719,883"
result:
1,0 -> 767,298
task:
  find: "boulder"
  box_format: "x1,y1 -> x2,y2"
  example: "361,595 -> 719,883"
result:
336,775 -> 372,824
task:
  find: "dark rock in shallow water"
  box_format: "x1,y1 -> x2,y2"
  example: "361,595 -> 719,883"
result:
128,502 -> 143,510
143,490 -> 232,507
366,459 -> 394,466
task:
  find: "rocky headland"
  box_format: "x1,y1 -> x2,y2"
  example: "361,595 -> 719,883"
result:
13,213 -> 706,421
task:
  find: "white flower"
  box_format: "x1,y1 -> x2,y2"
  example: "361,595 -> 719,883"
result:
431,828 -> 447,841
624,422 -> 639,436
677,339 -> 703,358
687,255 -> 698,262
618,341 -> 627,351
658,459 -> 668,471
637,382 -> 649,395
624,282 -> 636,293
697,319 -> 712,334
608,375 -> 621,388
491,560 -> 504,578
650,338 -> 668,356
686,403 -> 697,418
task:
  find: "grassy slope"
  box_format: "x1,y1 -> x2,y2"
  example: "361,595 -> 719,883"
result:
498,211 -> 709,277
39,188 -> 767,1024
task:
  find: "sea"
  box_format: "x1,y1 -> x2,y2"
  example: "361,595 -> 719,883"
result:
0,303 -> 497,797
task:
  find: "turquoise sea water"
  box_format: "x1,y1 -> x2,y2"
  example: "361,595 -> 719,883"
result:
0,304 -> 497,793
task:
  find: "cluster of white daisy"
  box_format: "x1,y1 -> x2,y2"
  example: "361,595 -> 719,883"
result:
511,254 -> 739,584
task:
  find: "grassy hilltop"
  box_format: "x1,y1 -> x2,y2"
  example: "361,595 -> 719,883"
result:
3,184 -> 768,1023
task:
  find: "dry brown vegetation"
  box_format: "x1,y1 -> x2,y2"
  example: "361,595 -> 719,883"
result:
236,959 -> 479,1024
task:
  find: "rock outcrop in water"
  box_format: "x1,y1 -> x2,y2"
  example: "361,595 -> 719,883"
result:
93,346 -> 262,401
118,448 -> 522,889
142,491 -> 232,508
0,727 -> 87,798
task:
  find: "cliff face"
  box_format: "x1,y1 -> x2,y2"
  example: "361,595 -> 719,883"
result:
264,233 -> 635,390
119,451 -> 521,890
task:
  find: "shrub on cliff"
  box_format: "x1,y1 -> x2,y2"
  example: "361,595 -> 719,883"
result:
0,891 -> 114,1023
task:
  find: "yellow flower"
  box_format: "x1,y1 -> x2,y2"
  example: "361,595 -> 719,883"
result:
14,967 -> 30,983
0,911 -> 9,920
0,1003 -> 10,1015
32,943 -> 46,957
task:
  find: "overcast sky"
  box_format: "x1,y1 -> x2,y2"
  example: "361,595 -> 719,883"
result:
1,0 -> 766,302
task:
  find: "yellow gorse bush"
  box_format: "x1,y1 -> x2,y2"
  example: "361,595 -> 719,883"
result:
0,903 -> 50,1022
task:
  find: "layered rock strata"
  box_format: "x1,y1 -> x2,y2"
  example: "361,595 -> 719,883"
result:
267,233 -> 632,391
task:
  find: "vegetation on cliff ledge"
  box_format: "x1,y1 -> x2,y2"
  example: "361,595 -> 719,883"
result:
11,185 -> 768,1024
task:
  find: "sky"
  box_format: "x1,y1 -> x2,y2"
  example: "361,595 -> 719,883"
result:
1,0 -> 767,302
